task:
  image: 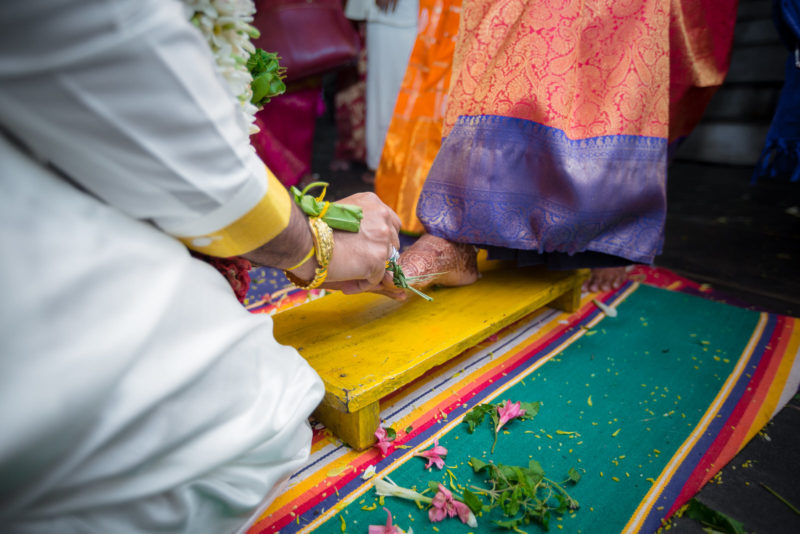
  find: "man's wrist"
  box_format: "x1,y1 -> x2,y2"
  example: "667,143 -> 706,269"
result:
242,202 -> 315,270
288,250 -> 318,281
285,217 -> 334,289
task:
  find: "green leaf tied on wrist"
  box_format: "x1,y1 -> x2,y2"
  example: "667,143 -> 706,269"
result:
289,182 -> 363,232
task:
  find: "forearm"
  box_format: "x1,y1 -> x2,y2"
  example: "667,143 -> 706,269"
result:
242,202 -> 317,280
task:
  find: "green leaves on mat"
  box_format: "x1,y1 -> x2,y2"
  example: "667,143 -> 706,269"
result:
463,401 -> 541,452
468,456 -> 580,531
463,403 -> 497,434
462,488 -> 484,514
519,401 -> 541,419
684,499 -> 749,534
567,467 -> 582,484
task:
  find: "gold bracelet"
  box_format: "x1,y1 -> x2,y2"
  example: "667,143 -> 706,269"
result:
283,217 -> 334,289
286,245 -> 315,271
309,217 -> 334,267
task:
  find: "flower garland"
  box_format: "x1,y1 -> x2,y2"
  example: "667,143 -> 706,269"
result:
181,0 -> 261,134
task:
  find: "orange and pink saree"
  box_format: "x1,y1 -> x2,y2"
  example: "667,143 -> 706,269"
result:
378,0 -> 737,265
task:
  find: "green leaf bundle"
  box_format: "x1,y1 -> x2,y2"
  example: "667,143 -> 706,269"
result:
289,182 -> 363,232
247,49 -> 286,107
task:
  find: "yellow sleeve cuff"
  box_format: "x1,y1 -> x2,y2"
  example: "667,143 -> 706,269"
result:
179,168 -> 292,257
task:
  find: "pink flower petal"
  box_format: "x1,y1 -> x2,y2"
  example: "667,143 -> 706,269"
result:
374,427 -> 394,456
428,506 -> 447,523
425,456 -> 445,470
416,440 -> 448,470
453,500 -> 473,524
496,400 -> 526,433
369,507 -> 400,534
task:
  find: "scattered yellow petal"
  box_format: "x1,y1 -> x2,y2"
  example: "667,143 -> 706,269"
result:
612,428 -> 620,437
588,396 -> 593,406
340,514 -> 346,532
556,430 -> 578,435
646,478 -> 655,484
361,504 -> 377,511
327,465 -> 352,478
612,476 -> 620,482
653,448 -> 661,454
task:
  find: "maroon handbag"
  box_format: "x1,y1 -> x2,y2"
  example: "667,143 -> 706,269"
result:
253,0 -> 360,83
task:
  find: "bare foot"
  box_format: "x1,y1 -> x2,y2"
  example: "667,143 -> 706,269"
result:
399,234 -> 479,289
583,266 -> 631,293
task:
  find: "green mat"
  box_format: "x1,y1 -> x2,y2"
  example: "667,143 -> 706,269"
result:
311,285 -> 761,533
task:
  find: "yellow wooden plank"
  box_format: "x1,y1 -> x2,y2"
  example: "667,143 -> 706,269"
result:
272,265 -> 585,413
313,401 -> 380,451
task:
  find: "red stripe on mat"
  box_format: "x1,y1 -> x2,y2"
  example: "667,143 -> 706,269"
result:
668,316 -> 792,516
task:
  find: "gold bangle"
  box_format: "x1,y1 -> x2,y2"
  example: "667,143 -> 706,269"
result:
283,217 -> 334,289
309,217 -> 334,267
284,266 -> 328,289
286,245 -> 315,271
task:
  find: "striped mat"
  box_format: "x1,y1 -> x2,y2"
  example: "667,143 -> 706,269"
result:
243,267 -> 800,533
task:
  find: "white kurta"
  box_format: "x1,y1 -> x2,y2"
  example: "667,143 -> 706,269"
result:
0,0 -> 324,532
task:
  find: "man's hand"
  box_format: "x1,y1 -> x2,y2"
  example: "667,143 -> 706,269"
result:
243,191 -> 406,299
324,192 -> 400,284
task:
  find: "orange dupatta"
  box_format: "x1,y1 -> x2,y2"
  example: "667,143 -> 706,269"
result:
373,0 -> 462,234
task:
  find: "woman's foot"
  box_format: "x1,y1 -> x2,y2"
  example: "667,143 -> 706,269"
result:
399,234 -> 479,289
583,266 -> 631,293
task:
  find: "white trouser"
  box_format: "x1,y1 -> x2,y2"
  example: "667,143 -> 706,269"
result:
365,0 -> 419,170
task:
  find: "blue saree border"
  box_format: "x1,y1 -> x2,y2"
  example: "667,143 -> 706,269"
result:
418,115 -> 668,264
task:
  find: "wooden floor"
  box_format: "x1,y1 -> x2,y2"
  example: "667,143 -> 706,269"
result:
660,161 -> 799,318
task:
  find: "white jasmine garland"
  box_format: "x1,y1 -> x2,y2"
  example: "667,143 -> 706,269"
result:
182,0 -> 261,134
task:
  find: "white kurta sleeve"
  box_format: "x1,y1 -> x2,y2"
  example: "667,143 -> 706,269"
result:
0,0 -> 292,257
0,1 -> 325,532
